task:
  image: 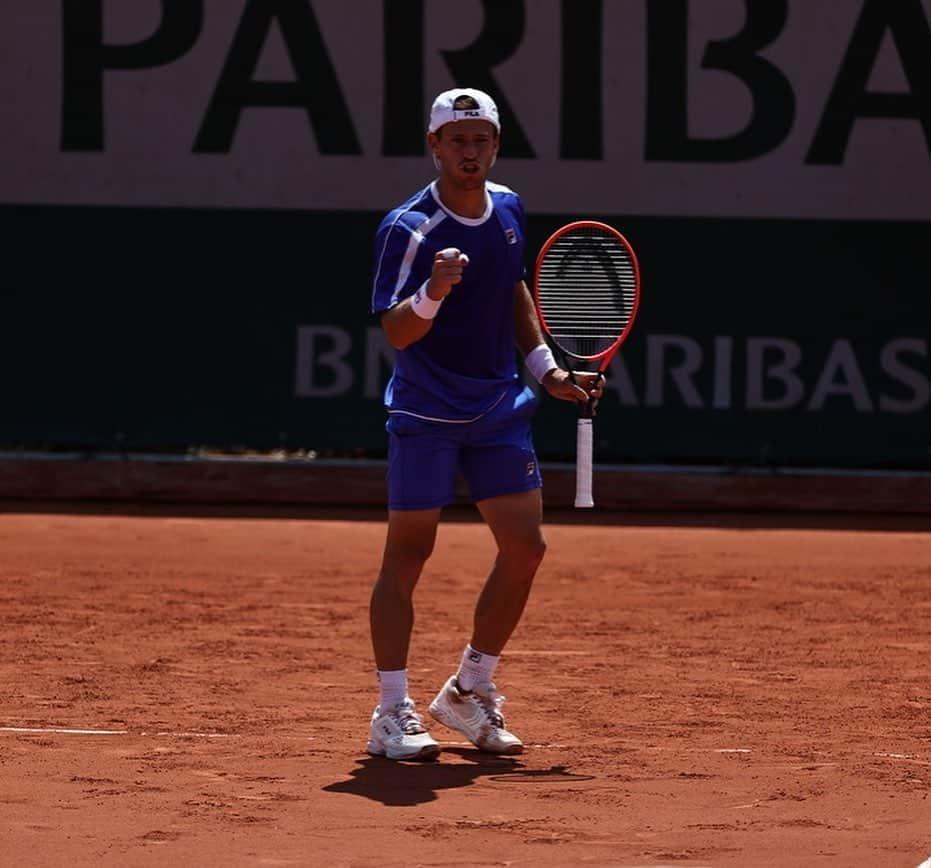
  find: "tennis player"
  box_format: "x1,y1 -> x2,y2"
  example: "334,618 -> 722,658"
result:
367,88 -> 603,761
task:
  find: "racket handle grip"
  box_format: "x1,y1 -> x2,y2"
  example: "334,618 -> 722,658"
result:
574,418 -> 594,508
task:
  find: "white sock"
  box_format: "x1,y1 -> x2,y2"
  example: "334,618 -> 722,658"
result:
456,644 -> 500,692
377,669 -> 408,710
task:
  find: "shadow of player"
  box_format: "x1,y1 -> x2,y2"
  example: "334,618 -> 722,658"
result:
322,747 -> 587,806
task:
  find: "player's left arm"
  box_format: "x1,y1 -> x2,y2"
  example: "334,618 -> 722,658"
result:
512,280 -> 599,405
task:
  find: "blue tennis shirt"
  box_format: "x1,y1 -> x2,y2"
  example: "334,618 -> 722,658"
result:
372,180 -> 527,422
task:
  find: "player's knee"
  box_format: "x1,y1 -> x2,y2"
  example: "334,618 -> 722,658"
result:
528,535 -> 547,567
500,533 -> 546,570
373,571 -> 419,603
387,538 -> 436,570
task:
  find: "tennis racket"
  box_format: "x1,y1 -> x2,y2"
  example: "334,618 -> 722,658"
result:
533,221 -> 641,508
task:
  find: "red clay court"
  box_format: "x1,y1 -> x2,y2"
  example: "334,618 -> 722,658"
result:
2,501 -> 929,867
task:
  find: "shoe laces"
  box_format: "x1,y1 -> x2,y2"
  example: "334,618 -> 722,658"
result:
469,684 -> 507,729
390,699 -> 427,734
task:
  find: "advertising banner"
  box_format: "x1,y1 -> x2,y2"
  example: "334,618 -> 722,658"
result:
2,0 -> 930,219
2,209 -> 928,468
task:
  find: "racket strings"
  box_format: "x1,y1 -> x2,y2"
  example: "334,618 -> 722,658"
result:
536,228 -> 637,359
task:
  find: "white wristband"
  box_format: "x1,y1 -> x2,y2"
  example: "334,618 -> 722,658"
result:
410,282 -> 443,320
525,343 -> 558,383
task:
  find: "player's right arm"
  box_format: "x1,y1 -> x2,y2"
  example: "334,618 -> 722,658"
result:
381,250 -> 468,350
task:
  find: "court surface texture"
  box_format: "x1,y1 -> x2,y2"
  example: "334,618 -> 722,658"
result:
1,504 -> 929,867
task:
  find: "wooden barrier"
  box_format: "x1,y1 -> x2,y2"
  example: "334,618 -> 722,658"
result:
2,454 -> 930,515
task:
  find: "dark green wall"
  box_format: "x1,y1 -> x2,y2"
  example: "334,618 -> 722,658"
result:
3,204 -> 929,469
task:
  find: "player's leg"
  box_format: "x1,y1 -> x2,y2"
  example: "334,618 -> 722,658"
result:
367,507 -> 444,761
428,388 -> 543,754
367,415 -> 457,761
458,385 -> 546,653
373,412 -> 459,670
427,489 -> 542,755
470,487 -> 546,654
370,507 -> 441,672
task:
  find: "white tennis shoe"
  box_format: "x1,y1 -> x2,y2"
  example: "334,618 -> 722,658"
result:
428,676 -> 524,755
367,698 -> 440,761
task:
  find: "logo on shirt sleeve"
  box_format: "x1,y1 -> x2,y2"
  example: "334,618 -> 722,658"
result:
504,227 -> 517,245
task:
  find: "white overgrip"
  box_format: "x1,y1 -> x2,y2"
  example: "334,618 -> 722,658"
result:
575,418 -> 594,508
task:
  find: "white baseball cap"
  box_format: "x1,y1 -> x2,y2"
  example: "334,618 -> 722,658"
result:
428,88 -> 500,134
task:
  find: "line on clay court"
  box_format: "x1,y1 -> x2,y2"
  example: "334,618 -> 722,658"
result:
1,727 -> 129,735
1,726 -> 323,740
874,753 -> 931,767
1,726 -> 231,738
150,732 -> 232,738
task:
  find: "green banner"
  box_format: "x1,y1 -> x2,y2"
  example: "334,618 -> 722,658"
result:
2,206 -> 929,470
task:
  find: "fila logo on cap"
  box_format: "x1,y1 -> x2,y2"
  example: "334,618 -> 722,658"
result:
428,88 -> 501,133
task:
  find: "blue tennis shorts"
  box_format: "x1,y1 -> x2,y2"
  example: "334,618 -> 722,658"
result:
385,384 -> 542,511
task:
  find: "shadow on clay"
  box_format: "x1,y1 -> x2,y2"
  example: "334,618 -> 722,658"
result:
321,747 -> 592,806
